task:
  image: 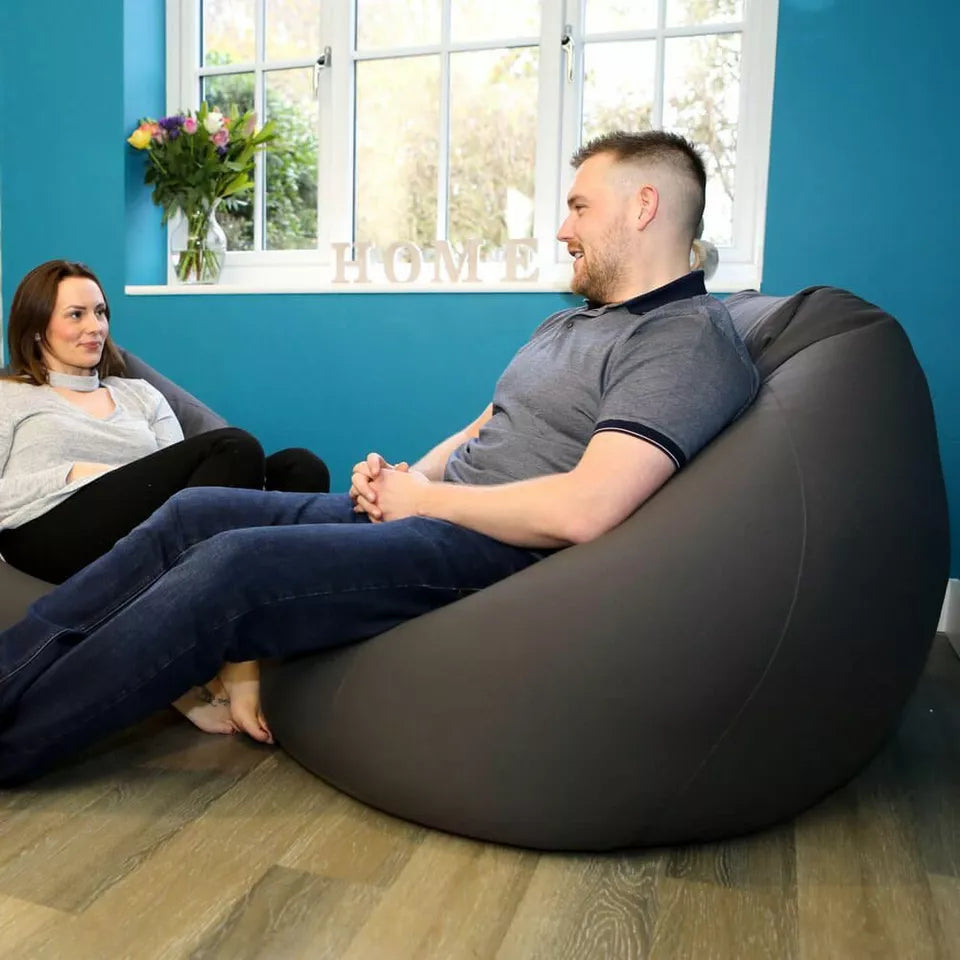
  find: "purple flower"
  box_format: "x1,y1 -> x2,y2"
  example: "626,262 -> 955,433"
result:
216,145 -> 228,157
158,115 -> 184,131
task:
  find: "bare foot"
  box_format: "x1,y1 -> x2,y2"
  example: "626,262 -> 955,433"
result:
219,660 -> 273,743
172,677 -> 237,735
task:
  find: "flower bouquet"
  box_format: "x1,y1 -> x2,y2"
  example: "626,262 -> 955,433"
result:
128,104 -> 276,283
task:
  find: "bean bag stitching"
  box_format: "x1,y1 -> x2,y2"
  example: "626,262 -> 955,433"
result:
648,383 -> 808,828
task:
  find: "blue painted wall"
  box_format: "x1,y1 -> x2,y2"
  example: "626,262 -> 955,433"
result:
1,0 -> 957,573
762,0 -> 959,575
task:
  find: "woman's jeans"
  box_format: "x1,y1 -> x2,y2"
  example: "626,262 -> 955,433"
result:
0,488 -> 541,784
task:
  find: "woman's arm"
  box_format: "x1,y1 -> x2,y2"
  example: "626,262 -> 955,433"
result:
142,385 -> 185,449
0,387 -> 115,525
0,409 -> 77,523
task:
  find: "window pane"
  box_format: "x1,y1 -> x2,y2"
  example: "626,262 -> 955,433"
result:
448,48 -> 538,258
667,0 -> 743,28
663,33 -> 741,246
202,73 -> 255,251
264,68 -> 318,250
581,41 -> 655,145
584,0 -> 658,34
265,0 -> 321,60
356,0 -> 441,51
450,0 -> 539,43
355,56 -> 440,251
202,0 -> 255,66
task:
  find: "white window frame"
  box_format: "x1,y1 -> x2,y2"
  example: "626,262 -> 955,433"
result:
156,0 -> 778,294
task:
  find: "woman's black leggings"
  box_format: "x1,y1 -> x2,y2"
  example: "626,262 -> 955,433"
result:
0,428 -> 330,584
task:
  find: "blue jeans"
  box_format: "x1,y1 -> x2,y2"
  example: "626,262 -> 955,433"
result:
0,488 -> 542,784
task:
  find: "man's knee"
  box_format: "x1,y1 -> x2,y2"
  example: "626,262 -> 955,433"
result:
157,487 -> 239,543
164,485 -> 225,517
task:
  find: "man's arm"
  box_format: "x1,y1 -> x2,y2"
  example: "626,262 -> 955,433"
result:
362,430 -> 676,549
349,404 -> 493,504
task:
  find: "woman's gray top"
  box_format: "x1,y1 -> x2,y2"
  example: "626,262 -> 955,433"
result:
0,377 -> 183,529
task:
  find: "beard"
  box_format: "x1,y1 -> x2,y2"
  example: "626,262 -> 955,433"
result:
569,218 -> 632,304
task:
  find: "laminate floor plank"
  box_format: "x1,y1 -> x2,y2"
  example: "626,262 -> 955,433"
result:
187,865 -> 385,960
0,779 -> 117,875
0,765 -> 259,912
496,852 -> 663,960
0,714 -> 207,874
648,827 -> 798,960
338,833 -> 537,960
278,789 -> 426,887
0,895 -> 68,959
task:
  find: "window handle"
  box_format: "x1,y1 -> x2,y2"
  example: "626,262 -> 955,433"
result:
560,27 -> 574,83
313,46 -> 332,93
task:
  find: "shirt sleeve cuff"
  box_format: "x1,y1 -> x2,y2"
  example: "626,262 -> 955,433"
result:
593,419 -> 687,469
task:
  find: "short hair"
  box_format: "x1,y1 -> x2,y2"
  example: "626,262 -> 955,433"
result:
4,260 -> 125,385
572,130 -> 707,242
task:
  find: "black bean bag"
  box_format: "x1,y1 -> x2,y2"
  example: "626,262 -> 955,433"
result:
259,286 -> 950,850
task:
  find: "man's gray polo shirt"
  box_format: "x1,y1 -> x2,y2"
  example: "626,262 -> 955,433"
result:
444,271 -> 759,484
445,271 -> 759,485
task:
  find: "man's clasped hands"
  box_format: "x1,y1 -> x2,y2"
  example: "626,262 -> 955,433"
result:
349,452 -> 427,522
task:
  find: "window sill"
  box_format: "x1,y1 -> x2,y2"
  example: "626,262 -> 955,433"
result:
125,265 -> 758,296
124,280 -> 575,295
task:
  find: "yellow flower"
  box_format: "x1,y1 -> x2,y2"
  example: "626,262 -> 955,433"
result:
127,125 -> 152,150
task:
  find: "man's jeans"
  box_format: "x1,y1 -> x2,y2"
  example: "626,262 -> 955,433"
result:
0,488 -> 541,784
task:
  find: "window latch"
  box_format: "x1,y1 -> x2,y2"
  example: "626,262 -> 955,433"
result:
313,46 -> 332,93
560,27 -> 574,83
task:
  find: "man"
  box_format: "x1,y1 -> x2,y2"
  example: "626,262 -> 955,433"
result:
0,131 -> 758,784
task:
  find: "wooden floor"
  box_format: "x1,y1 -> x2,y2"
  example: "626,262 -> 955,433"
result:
1,637 -> 958,960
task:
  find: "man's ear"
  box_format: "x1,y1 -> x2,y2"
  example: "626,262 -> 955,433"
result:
635,184 -> 659,231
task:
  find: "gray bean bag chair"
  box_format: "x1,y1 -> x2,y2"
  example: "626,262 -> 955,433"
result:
260,286 -> 949,850
0,289 -> 949,853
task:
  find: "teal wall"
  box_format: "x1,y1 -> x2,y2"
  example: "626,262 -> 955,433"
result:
761,0 -> 959,575
1,0 -> 957,574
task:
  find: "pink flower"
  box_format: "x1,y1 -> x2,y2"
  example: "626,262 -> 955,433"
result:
183,117 -> 197,134
242,114 -> 257,137
211,128 -> 229,148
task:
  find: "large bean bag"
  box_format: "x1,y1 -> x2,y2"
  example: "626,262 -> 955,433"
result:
260,286 -> 949,850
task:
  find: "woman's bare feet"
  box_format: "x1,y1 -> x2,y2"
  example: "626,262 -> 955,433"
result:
172,676 -> 237,735
218,660 -> 273,743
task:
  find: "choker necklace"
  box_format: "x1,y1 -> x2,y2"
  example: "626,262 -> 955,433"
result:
47,370 -> 101,392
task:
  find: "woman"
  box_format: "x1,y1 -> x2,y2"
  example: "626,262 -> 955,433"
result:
0,259 -> 329,740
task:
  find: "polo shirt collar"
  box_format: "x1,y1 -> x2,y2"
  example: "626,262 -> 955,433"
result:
586,270 -> 707,316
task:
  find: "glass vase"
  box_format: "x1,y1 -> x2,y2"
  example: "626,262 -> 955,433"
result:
170,203 -> 227,284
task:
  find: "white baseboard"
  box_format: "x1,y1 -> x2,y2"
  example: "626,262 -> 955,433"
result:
939,579 -> 960,657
